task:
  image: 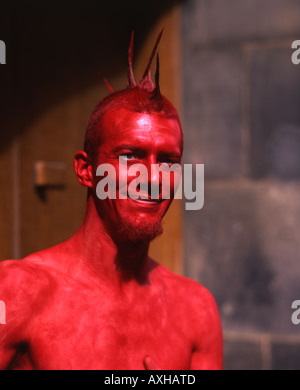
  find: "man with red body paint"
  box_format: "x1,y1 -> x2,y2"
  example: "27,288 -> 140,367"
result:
0,32 -> 223,370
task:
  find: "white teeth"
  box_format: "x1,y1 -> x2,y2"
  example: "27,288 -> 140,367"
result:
128,197 -> 161,203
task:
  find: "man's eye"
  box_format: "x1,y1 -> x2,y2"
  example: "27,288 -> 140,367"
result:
119,153 -> 137,161
160,160 -> 176,165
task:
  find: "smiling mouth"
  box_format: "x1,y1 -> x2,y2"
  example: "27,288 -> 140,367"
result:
127,196 -> 163,205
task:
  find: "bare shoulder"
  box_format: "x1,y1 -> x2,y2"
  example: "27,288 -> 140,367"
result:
152,261 -> 218,309
0,252 -> 57,314
0,241 -> 69,283
0,254 -> 55,290
0,254 -> 57,368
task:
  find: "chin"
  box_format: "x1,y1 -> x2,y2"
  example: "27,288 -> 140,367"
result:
117,216 -> 164,243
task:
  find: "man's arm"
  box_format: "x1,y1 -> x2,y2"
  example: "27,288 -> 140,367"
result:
0,261 -> 21,369
189,287 -> 223,370
0,259 -> 46,369
0,344 -> 18,370
143,283 -> 223,371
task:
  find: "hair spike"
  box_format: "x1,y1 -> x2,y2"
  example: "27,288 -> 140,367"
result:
104,78 -> 115,94
153,54 -> 161,98
138,27 -> 164,91
127,31 -> 137,88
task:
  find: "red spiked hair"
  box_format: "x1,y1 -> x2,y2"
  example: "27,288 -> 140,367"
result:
84,29 -> 181,164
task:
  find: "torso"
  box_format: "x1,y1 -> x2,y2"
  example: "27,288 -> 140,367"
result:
2,251 -> 201,370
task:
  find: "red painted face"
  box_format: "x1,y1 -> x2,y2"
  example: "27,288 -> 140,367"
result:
92,107 -> 183,242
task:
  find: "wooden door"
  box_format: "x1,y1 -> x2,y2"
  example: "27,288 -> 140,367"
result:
0,2 -> 183,274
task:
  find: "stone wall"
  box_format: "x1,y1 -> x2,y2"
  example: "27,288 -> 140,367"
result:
182,0 -> 300,369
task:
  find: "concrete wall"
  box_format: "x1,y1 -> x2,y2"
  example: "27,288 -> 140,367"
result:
182,0 -> 300,369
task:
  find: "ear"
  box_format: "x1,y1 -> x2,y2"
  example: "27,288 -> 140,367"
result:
73,151 -> 93,188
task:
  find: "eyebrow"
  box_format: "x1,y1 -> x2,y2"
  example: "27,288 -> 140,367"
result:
113,144 -> 138,152
114,144 -> 182,158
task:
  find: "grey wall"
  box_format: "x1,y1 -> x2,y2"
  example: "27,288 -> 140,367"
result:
182,0 -> 300,370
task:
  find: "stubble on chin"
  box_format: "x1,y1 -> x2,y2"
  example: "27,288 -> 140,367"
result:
116,215 -> 164,243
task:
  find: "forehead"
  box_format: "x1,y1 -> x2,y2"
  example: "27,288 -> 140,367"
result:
99,108 -> 183,151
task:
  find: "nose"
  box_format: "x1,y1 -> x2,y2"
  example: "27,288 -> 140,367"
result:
149,162 -> 161,199
133,157 -> 161,200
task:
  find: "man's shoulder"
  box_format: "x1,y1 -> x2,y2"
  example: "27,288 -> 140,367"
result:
0,252 -> 57,298
152,262 -> 217,308
0,241 -> 68,279
1,252 -> 46,274
0,254 -> 58,350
